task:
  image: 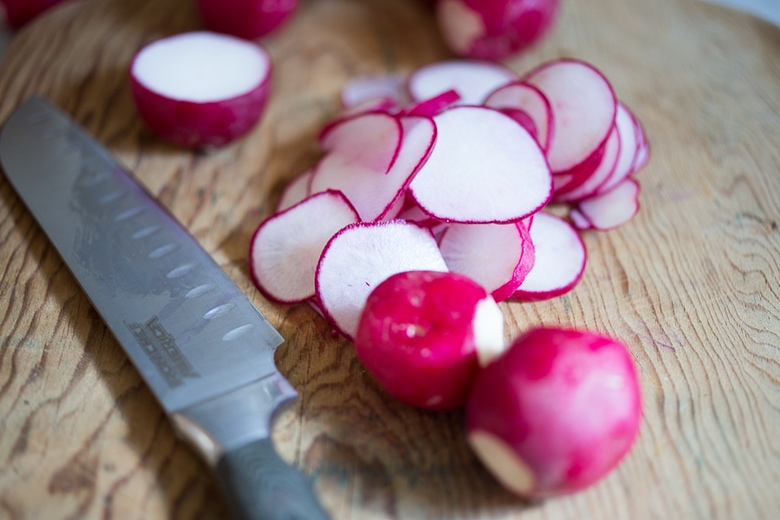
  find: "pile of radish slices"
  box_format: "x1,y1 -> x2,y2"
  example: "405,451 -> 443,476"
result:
250,57 -> 649,339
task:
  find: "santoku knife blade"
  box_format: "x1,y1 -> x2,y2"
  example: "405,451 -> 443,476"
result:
0,96 -> 329,520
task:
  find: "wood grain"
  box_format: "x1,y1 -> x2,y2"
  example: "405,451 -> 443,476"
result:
1,0 -> 779,519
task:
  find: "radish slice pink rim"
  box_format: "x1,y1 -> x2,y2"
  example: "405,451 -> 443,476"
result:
407,59 -> 518,105
129,31 -> 272,149
483,81 -> 553,151
574,178 -> 641,231
318,111 -> 403,175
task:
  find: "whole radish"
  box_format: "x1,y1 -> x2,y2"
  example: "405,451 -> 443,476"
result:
436,0 -> 561,60
0,0 -> 68,28
195,0 -> 298,40
466,327 -> 641,497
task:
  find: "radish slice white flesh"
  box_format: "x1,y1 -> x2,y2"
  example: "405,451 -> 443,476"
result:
512,212 -> 586,300
408,60 -> 517,105
410,106 -> 552,223
575,178 -> 640,231
250,190 -> 360,304
319,112 -> 402,174
483,81 -> 552,150
554,124 -> 620,202
523,59 -> 616,173
439,221 -> 535,302
130,31 -> 272,148
341,73 -> 408,108
311,115 -> 436,221
595,102 -> 639,196
315,220 -> 448,339
276,169 -> 313,212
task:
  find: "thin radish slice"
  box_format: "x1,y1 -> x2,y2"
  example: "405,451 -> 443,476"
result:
250,190 -> 360,304
523,59 -> 616,173
276,169 -> 313,212
410,105 -> 551,223
438,220 -> 535,302
575,178 -> 640,231
311,115 -> 436,221
483,81 -> 552,150
318,112 -> 402,174
569,207 -> 592,230
341,73 -> 408,108
130,31 -> 272,148
554,124 -> 620,203
595,102 -> 639,196
408,60 -> 517,105
512,212 -> 586,300
629,107 -> 650,172
404,89 -> 461,117
315,220 -> 449,339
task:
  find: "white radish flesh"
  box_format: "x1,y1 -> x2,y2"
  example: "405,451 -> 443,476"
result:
410,105 -> 552,223
575,178 -> 640,231
250,190 -> 359,304
315,220 -> 448,339
512,212 -> 586,300
407,59 -> 517,105
595,102 -> 640,195
553,125 -> 620,203
130,31 -> 272,148
484,81 -> 553,150
276,169 -> 313,212
318,112 -> 402,174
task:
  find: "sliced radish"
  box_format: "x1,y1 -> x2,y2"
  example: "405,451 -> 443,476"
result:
568,208 -> 592,230
276,169 -> 313,212
438,221 -> 535,302
249,190 -> 360,304
553,124 -> 620,203
574,178 -> 640,231
130,31 -> 272,148
407,59 -> 517,105
318,111 -> 402,174
195,0 -> 298,40
403,89 -> 461,118
594,102 -> 640,196
315,220 -> 448,339
354,270 -> 505,410
523,59 -> 616,173
512,212 -> 586,300
484,81 -> 552,150
311,115 -> 436,221
409,105 -> 551,223
340,73 -> 408,109
435,0 -> 561,61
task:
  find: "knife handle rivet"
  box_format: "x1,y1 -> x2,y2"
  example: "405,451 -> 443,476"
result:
167,263 -> 194,279
204,303 -> 235,320
132,225 -> 160,240
149,243 -> 178,259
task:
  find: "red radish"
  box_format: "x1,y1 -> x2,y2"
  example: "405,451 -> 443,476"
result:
438,221 -> 535,302
249,190 -> 359,304
523,59 -> 617,174
0,0 -> 68,29
409,105 -> 552,223
574,178 -> 640,231
315,220 -> 448,339
466,327 -> 642,497
435,0 -> 560,60
354,270 -> 505,410
195,0 -> 298,40
483,81 -> 552,150
130,31 -> 272,148
511,212 -> 586,300
407,59 -> 517,105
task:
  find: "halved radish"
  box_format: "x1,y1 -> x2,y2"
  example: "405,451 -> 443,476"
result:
195,0 -> 298,40
315,220 -> 448,339
483,81 -> 552,150
130,31 -> 272,148
249,190 -> 359,304
574,178 -> 640,231
407,59 -> 517,105
435,0 -> 561,60
409,105 -> 551,223
512,211 -> 586,300
523,59 -> 616,173
438,220 -> 535,302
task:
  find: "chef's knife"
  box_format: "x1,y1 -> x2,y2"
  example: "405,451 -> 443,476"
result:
0,96 -> 329,520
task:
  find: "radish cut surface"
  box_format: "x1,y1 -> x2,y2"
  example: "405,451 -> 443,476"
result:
596,102 -> 640,196
410,106 -> 551,223
512,211 -> 586,300
576,178 -> 640,230
554,125 -> 620,202
276,169 -> 313,212
484,81 -> 552,150
319,112 -> 402,174
130,31 -> 272,148
250,190 -> 359,304
316,220 -> 448,339
439,221 -> 535,302
524,59 -> 616,173
408,60 -> 517,105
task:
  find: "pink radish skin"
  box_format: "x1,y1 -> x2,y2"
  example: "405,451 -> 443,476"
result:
249,190 -> 359,304
484,81 -> 553,150
466,327 -> 642,497
410,105 -> 552,223
0,0 -> 68,28
354,270 -> 505,410
524,59 -> 617,174
575,178 -> 641,231
315,220 -> 448,340
403,89 -> 461,118
438,221 -> 535,302
436,0 -> 560,61
195,0 -> 298,40
130,31 -> 272,148
408,60 -> 517,105
511,212 -> 586,300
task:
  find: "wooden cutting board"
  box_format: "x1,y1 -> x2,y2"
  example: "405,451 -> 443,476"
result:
0,0 -> 778,518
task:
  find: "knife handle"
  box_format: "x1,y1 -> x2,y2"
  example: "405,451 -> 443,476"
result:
215,437 -> 330,520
